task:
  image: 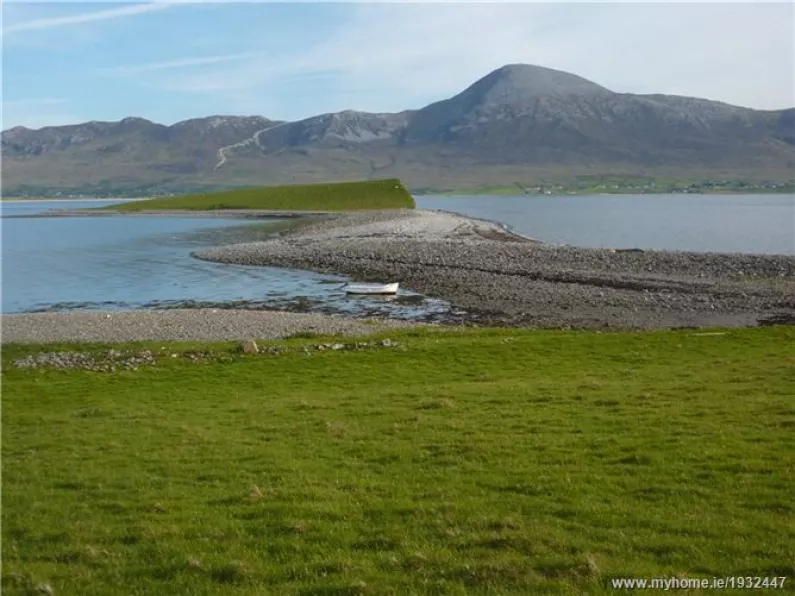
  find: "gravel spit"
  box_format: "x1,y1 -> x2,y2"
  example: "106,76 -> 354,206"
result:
195,209 -> 795,330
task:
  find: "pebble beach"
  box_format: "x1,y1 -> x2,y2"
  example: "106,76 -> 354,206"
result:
1,309 -> 418,344
196,209 -> 795,330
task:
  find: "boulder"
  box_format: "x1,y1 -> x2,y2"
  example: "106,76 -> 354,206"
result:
240,340 -> 259,354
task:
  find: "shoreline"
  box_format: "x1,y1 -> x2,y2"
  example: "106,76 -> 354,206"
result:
4,208 -> 794,339
1,208 -> 330,220
0,198 -> 148,204
425,208 -> 540,243
1,309 -> 419,344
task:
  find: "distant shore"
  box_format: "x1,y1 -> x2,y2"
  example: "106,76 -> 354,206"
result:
427,188 -> 795,197
1,208 -> 325,219
0,198 -> 148,203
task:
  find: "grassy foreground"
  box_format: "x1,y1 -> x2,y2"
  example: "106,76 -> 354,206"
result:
2,326 -> 794,595
102,179 -> 415,212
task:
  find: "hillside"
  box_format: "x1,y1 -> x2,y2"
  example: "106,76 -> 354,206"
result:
103,179 -> 415,211
3,64 -> 794,196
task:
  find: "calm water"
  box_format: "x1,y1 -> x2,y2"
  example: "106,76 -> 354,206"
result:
0,200 -> 453,318
2,194 -> 792,315
417,194 -> 795,254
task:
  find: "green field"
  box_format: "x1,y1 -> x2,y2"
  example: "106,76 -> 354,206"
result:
429,177 -> 795,196
101,179 -> 415,212
3,327 -> 794,595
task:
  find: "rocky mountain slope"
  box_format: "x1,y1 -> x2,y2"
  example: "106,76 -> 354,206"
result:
3,64 -> 793,195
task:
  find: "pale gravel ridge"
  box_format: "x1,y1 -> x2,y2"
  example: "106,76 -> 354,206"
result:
1,309 -> 419,344
275,208 -> 529,241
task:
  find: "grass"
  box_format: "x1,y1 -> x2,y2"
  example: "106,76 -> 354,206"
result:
101,179 -> 415,212
2,326 -> 794,595
433,177 -> 795,196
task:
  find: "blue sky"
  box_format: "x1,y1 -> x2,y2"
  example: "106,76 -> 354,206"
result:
2,1 -> 793,130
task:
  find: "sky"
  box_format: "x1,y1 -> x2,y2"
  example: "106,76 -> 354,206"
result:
2,1 -> 794,130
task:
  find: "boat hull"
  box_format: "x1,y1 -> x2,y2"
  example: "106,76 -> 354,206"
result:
344,282 -> 399,295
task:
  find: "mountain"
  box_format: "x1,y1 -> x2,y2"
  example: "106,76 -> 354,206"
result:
402,65 -> 794,168
2,116 -> 278,194
3,64 -> 793,195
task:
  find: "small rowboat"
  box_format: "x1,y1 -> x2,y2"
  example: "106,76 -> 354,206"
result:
344,282 -> 399,295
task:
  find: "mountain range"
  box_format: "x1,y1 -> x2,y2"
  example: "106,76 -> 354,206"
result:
3,64 -> 794,196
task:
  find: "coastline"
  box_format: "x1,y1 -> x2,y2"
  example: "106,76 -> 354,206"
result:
424,207 -> 541,243
4,208 -> 794,340
0,198 -> 148,203
1,208 -> 329,219
1,309 -> 418,344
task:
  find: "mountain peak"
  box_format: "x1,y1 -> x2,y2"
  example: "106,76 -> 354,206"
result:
117,117 -> 159,130
170,115 -> 274,131
470,63 -> 612,101
402,63 -> 614,143
1,126 -> 31,139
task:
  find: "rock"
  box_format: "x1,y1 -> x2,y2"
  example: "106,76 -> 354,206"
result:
187,557 -> 203,569
330,343 -> 345,350
240,340 -> 259,354
13,349 -> 156,372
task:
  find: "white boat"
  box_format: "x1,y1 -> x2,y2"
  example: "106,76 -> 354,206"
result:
344,282 -> 399,295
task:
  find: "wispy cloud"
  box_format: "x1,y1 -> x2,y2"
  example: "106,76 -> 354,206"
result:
103,52 -> 258,76
151,2 -> 793,118
151,4 -> 577,111
3,1 -> 791,130
3,3 -> 172,34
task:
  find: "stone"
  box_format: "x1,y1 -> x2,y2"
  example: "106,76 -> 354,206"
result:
240,340 -> 259,354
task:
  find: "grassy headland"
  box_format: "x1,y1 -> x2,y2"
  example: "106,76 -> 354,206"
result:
3,326 -> 793,594
101,179 -> 415,212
